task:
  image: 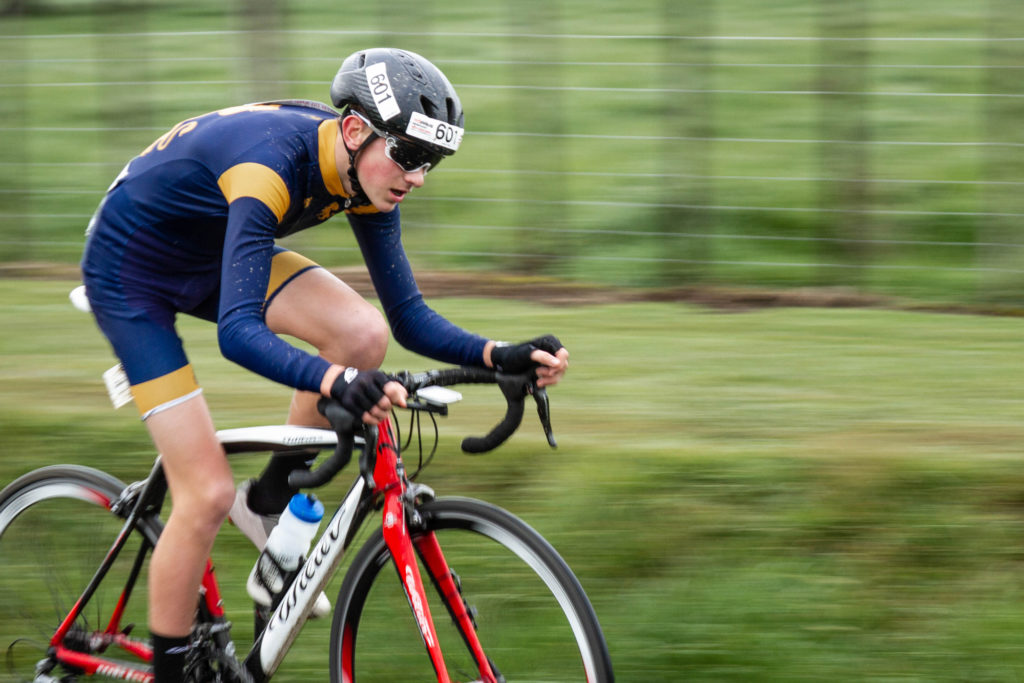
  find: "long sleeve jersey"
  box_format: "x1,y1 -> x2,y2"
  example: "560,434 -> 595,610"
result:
85,101 -> 488,393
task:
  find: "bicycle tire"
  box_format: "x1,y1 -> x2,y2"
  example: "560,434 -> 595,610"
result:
0,465 -> 161,681
329,497 -> 614,682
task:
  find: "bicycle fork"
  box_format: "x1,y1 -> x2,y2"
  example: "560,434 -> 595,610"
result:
374,421 -> 499,683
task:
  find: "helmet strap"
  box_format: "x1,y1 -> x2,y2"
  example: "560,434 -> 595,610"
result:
343,132 -> 378,209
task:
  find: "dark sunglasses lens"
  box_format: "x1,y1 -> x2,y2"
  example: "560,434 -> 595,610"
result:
386,137 -> 444,172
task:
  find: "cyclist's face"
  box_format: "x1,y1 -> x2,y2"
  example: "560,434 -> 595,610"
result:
341,116 -> 426,213
357,137 -> 426,212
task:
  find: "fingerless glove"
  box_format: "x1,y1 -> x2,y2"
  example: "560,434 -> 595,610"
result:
489,334 -> 563,373
330,368 -> 390,415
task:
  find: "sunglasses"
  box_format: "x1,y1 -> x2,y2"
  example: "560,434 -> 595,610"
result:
351,112 -> 445,174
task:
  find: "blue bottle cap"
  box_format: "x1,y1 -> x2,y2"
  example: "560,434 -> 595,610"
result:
288,493 -> 325,523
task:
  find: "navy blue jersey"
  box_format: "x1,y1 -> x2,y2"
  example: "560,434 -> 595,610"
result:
82,102 -> 487,414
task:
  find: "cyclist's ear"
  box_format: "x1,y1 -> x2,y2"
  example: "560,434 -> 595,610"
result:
341,114 -> 373,151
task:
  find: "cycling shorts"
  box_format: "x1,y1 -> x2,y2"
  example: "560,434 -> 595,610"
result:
82,245 -> 319,420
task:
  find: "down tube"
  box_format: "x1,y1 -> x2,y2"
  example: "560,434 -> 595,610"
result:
250,476 -> 368,679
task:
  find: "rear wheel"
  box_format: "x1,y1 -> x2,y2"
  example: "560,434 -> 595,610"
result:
330,497 -> 613,682
0,466 -> 160,681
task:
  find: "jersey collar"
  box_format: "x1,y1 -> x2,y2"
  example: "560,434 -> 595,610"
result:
317,118 -> 348,198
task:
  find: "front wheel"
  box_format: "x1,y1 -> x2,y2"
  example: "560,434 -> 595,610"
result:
330,497 -> 613,682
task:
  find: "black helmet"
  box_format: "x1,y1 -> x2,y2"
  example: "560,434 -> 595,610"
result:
330,48 -> 464,160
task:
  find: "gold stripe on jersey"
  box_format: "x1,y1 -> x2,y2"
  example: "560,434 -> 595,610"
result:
265,250 -> 319,301
318,119 -> 347,198
217,163 -> 290,223
131,365 -> 200,418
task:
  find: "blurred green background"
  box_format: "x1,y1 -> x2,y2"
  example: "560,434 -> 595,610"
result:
2,0 -> 1024,680
2,0 -> 1024,301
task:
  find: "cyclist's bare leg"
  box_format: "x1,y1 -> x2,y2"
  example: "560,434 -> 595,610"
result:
265,266 -> 389,429
145,393 -> 235,636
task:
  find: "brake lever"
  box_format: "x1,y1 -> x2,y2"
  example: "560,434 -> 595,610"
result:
530,383 -> 557,449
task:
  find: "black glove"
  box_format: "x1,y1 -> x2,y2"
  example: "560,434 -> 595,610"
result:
330,368 -> 390,415
489,334 -> 563,374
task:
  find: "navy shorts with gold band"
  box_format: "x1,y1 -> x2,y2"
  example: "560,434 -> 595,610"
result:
84,245 -> 319,419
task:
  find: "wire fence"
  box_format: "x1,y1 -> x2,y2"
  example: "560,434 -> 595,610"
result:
1,0 -> 1023,302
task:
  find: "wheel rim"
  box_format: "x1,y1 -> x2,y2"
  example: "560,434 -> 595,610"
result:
333,500 -> 610,682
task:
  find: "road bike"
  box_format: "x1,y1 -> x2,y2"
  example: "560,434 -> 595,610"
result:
0,367 -> 613,682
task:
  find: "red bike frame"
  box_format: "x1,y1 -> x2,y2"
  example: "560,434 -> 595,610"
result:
50,546 -> 227,681
42,416 -> 502,683
364,418 -> 499,683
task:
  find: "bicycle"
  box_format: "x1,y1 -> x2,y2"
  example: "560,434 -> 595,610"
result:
0,366 -> 613,682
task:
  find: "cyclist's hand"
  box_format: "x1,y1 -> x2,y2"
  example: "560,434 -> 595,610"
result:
330,368 -> 407,424
488,335 -> 570,388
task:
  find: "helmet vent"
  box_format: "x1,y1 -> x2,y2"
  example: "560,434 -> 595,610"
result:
396,51 -> 427,83
419,95 -> 437,119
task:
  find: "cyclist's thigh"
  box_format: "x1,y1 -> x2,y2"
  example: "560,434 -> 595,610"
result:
83,256 -> 211,421
144,391 -> 231,511
85,262 -> 230,513
264,249 -> 387,365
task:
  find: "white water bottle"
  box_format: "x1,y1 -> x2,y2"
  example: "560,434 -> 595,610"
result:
246,493 -> 324,607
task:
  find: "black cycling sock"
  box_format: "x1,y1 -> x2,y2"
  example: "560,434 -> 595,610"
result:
151,632 -> 190,683
247,451 -> 318,515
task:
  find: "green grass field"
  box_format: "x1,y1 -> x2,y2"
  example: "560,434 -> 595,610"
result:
3,2 -> 1024,678
1,278 -> 1023,680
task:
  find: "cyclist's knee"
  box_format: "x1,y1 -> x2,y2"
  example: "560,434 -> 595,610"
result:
320,305 -> 389,368
173,475 -> 235,534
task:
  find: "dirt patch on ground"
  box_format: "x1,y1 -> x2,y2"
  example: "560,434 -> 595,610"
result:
398,271 -> 1024,317
341,267 -> 892,311
5,261 -> 1022,316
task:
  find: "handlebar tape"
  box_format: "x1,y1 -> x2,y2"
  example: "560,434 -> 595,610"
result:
461,391 -> 525,453
461,372 -> 529,454
288,400 -> 356,489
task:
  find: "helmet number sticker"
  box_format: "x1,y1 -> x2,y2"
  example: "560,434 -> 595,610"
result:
365,62 -> 401,121
406,111 -> 464,152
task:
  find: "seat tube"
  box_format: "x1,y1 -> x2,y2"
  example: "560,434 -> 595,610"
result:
200,558 -> 226,618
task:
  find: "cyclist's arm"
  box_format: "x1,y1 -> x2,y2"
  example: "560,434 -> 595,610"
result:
348,210 -> 491,367
216,196 -> 332,393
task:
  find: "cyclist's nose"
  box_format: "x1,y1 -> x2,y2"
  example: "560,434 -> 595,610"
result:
404,169 -> 426,188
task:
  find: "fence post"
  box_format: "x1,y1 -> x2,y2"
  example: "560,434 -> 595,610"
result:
815,0 -> 871,287
660,0 -> 714,286
506,0 -> 568,276
239,0 -> 286,102
0,10 -> 28,262
980,0 -> 1024,301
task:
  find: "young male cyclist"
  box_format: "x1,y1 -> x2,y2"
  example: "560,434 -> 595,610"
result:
80,47 -> 569,683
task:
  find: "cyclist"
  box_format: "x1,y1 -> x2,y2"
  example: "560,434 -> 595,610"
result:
80,47 -> 569,683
